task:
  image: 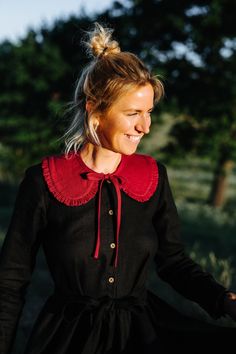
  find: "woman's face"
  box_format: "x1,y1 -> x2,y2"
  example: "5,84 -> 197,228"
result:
96,83 -> 154,155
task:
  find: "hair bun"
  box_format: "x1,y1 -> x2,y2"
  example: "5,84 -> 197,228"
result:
85,22 -> 121,58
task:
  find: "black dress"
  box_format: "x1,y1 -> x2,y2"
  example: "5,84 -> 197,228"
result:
0,152 -> 235,354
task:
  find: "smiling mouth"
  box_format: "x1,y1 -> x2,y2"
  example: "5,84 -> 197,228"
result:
125,134 -> 142,143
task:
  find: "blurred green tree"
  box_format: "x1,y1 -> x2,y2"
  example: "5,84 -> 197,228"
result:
0,31 -> 69,179
0,15 -> 105,180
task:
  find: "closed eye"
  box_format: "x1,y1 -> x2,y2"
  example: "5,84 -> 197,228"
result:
127,110 -> 153,116
127,113 -> 138,116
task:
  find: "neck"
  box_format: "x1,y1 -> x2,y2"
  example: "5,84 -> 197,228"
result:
80,143 -> 122,174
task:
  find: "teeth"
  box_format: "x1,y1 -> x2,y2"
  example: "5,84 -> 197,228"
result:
126,135 -> 141,142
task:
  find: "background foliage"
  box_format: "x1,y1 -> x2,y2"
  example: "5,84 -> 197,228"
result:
0,0 -> 236,352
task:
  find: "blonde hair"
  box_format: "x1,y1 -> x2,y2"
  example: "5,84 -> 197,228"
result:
63,22 -> 164,155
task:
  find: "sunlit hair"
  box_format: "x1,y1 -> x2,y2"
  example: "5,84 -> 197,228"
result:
63,22 -> 164,156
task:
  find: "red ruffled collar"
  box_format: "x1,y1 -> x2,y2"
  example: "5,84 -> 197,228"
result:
42,152 -> 159,268
41,152 -> 158,206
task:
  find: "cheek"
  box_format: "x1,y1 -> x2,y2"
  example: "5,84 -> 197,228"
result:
110,121 -> 131,134
100,115 -> 132,136
115,117 -> 132,132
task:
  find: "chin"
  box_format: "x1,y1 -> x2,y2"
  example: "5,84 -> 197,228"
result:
104,143 -> 138,155
119,147 -> 138,155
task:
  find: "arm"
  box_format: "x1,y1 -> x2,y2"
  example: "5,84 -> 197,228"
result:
153,162 -> 228,319
0,165 -> 48,354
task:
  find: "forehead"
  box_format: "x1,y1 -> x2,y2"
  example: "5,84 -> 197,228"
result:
113,84 -> 154,108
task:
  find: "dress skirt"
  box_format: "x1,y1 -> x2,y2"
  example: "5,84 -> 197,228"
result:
23,290 -> 236,354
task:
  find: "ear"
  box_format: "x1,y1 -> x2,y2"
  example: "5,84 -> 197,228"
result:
86,106 -> 99,131
86,100 -> 95,114
86,101 -> 102,130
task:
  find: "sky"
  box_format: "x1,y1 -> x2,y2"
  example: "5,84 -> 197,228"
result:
0,0 -> 115,42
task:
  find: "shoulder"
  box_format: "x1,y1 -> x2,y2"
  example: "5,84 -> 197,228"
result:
21,161 -> 48,193
24,162 -> 42,178
24,162 -> 43,180
131,153 -> 167,176
119,153 -> 162,201
135,155 -> 170,192
41,152 -> 81,181
126,153 -> 159,176
156,161 -> 168,177
128,152 -> 156,165
12,162 -> 49,210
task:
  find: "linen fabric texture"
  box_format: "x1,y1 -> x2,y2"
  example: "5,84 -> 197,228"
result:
0,153 -> 233,354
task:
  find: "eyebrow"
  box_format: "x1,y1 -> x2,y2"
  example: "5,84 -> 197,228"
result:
123,107 -> 154,112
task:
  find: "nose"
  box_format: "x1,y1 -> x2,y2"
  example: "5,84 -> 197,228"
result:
135,113 -> 151,134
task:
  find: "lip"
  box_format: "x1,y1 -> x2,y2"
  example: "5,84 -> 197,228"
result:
125,134 -> 143,143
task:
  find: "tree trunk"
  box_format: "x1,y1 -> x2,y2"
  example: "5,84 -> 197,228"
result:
208,155 -> 234,208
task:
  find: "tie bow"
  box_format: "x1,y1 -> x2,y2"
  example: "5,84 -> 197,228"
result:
84,172 -> 124,268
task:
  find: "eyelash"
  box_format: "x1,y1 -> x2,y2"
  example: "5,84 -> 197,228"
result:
127,112 -> 152,116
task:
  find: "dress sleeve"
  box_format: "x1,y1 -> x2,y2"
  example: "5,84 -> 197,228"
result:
0,164 -> 48,354
153,162 -> 227,319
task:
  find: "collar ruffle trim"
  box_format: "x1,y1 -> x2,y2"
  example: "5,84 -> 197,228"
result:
41,152 -> 159,206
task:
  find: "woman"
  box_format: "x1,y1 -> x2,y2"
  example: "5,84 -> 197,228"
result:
1,22 -> 236,354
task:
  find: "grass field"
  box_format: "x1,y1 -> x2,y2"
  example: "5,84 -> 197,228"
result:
0,129 -> 236,352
